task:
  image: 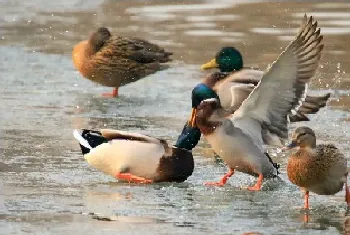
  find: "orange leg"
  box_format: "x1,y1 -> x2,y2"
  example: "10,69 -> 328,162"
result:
345,176 -> 350,206
102,88 -> 119,97
204,168 -> 234,186
304,191 -> 310,210
116,173 -> 153,184
247,174 -> 263,191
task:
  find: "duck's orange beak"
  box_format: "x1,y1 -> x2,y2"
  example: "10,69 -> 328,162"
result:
201,59 -> 218,70
188,108 -> 197,127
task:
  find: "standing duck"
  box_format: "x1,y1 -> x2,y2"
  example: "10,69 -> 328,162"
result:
193,14 -> 324,190
72,27 -> 172,97
285,126 -> 349,210
73,124 -> 200,183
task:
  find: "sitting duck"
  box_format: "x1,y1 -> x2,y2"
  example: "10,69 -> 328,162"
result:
285,126 -> 349,210
73,124 -> 200,183
192,14 -> 324,190
72,27 -> 172,97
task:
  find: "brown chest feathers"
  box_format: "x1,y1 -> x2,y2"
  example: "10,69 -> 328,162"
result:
154,147 -> 194,183
195,100 -> 222,135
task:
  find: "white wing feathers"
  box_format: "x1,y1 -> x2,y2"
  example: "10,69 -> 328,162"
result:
231,15 -> 323,141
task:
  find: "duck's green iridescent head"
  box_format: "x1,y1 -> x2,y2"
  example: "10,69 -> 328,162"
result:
192,83 -> 218,108
187,83 -> 219,128
201,46 -> 243,73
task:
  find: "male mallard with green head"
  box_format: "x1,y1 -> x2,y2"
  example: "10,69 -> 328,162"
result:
190,46 -> 330,125
73,124 -> 200,183
285,126 -> 350,210
181,41 -> 330,151
193,14 -> 324,190
72,27 -> 172,97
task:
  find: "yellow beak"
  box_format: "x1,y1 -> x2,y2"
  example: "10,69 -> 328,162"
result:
188,108 -> 197,127
201,59 -> 219,70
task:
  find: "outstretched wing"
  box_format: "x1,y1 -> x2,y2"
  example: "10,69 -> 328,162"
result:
232,15 -> 324,141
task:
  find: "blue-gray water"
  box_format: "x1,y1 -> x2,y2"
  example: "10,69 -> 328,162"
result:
0,0 -> 350,234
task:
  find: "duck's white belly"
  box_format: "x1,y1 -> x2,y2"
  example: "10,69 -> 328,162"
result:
205,126 -> 265,176
85,140 -> 163,179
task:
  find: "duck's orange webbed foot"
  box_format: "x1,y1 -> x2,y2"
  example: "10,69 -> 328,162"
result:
204,169 -> 234,187
116,173 -> 153,184
102,88 -> 119,97
247,174 -> 263,191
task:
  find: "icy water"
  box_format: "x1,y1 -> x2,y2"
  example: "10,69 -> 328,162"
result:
1,0 -> 350,234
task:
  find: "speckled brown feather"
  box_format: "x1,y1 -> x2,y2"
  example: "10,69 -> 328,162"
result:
72,28 -> 172,88
287,144 -> 347,195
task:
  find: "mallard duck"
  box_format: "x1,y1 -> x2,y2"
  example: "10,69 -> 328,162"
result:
182,51 -> 330,149
285,126 -> 349,210
191,46 -> 330,125
193,14 -> 324,190
72,27 -> 172,97
73,125 -> 200,183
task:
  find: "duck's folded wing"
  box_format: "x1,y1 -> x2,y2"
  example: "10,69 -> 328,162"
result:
221,69 -> 263,85
124,38 -> 172,63
214,69 -> 262,112
100,129 -> 165,145
231,14 -> 324,141
217,82 -> 255,112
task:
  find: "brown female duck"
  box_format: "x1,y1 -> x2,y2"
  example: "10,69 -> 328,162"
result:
285,126 -> 350,210
72,27 -> 172,97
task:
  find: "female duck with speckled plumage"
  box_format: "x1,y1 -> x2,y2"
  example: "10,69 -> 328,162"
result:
285,126 -> 350,210
72,27 -> 172,97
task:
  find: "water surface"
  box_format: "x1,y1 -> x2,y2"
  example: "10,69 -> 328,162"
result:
1,0 -> 350,234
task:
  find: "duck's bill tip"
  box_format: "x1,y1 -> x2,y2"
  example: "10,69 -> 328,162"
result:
201,59 -> 218,70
